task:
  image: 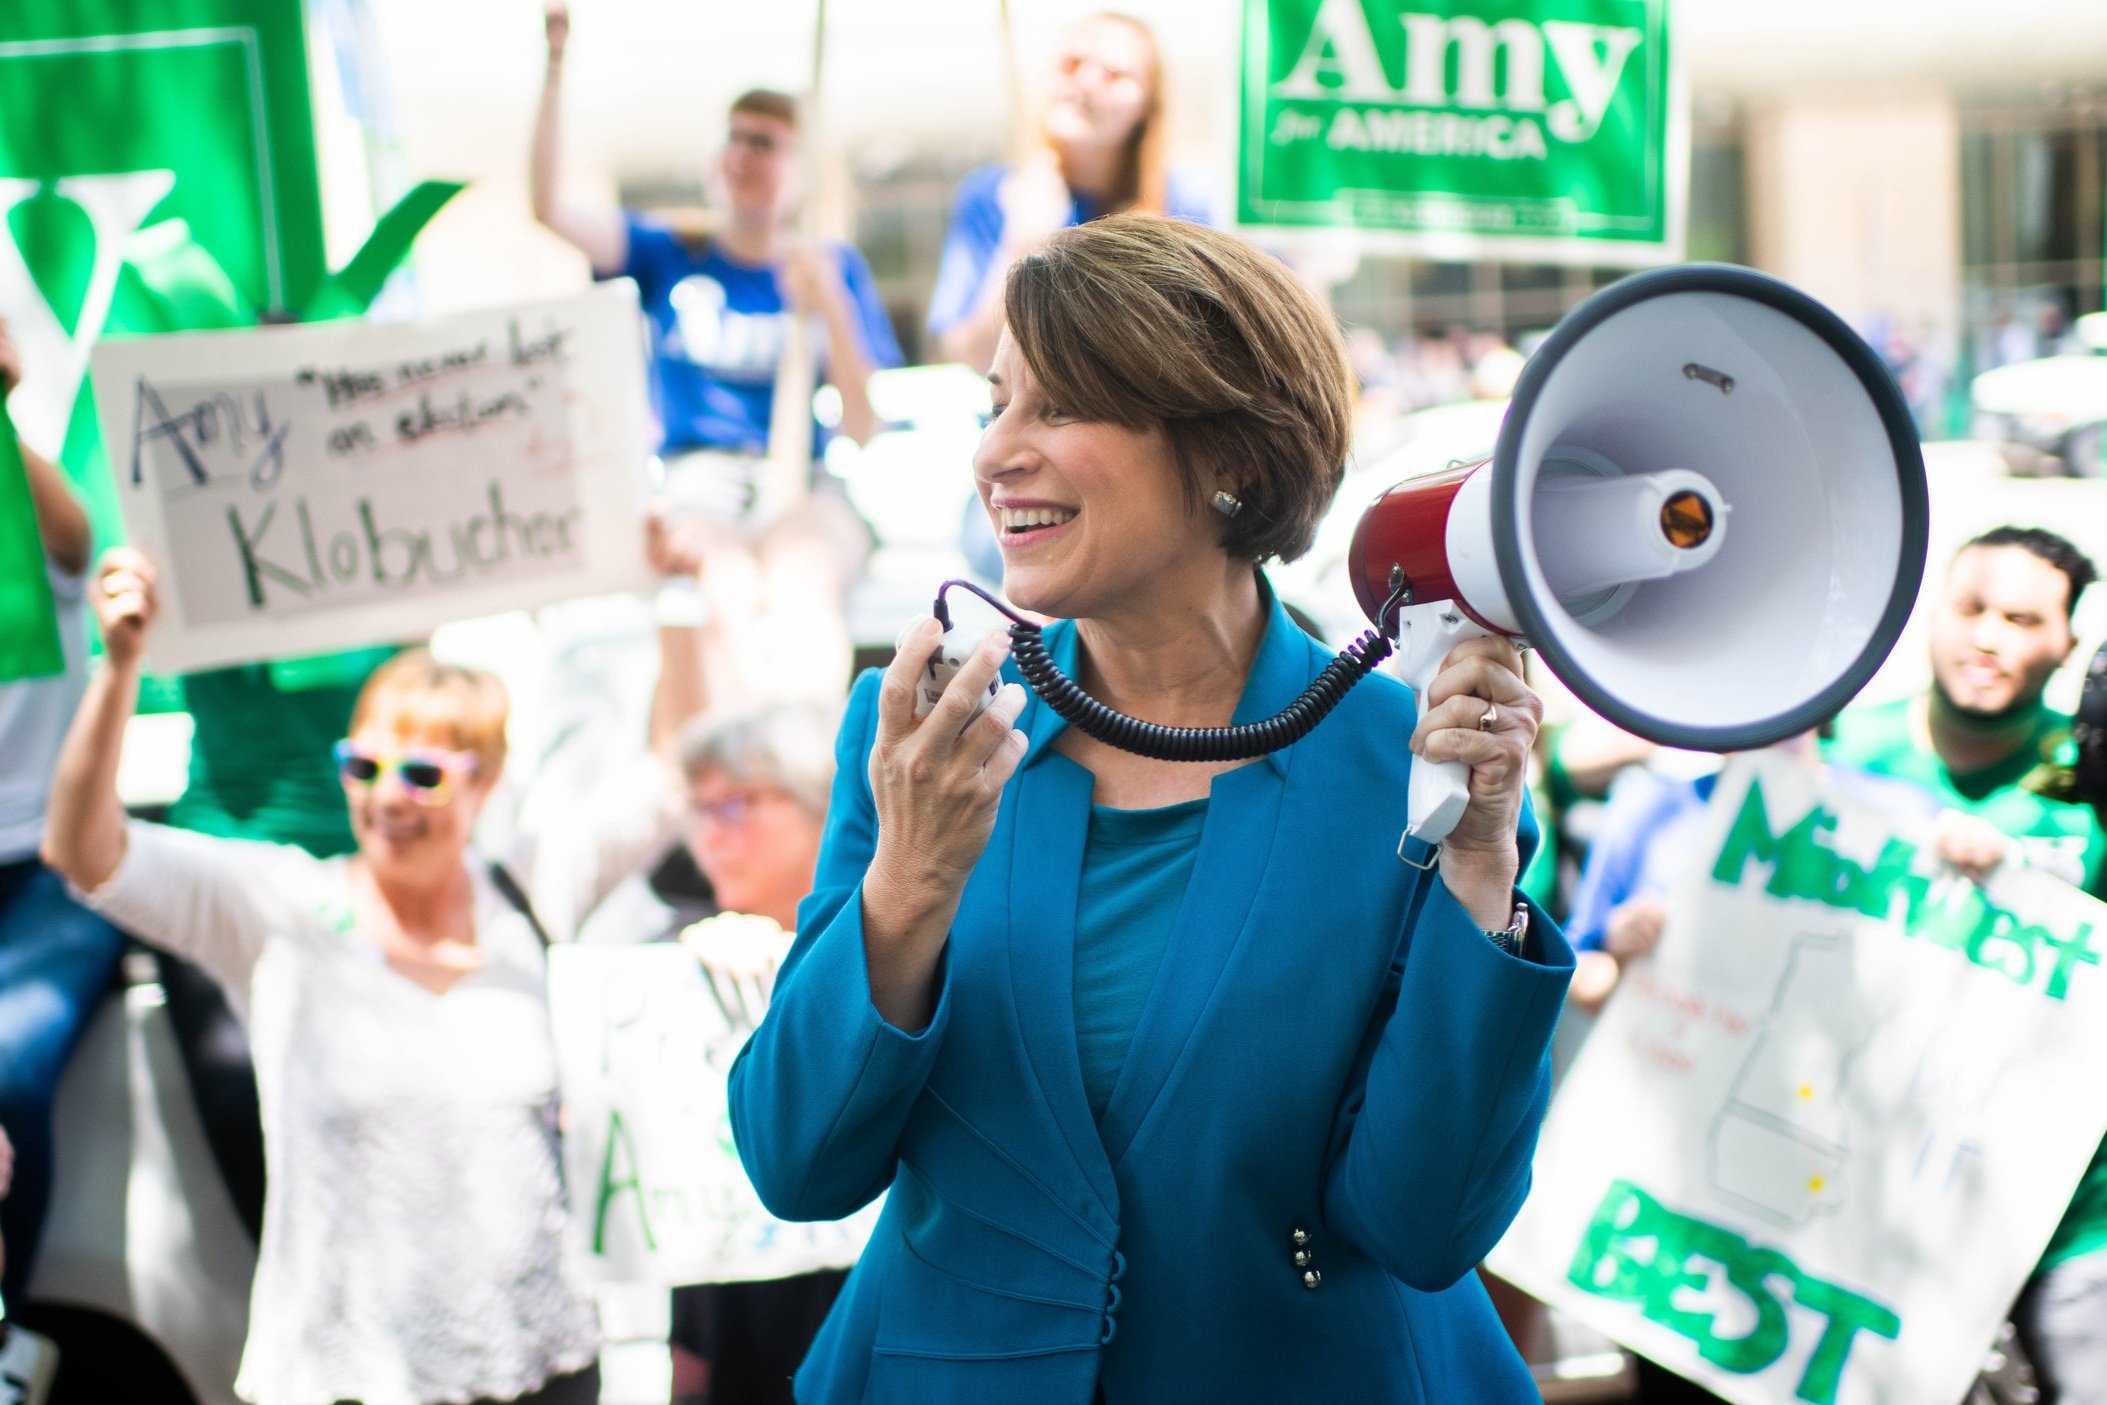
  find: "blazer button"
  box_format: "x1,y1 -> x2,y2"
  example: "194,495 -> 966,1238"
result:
1290,1227 -> 1311,1248
1302,1269 -> 1323,1290
1293,1248 -> 1314,1269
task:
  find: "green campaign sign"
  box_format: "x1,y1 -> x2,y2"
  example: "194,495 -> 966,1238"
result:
1236,0 -> 1683,263
0,407 -> 64,683
0,0 -> 329,557
0,2 -> 454,716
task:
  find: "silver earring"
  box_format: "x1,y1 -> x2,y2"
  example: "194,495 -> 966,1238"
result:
1211,490 -> 1243,518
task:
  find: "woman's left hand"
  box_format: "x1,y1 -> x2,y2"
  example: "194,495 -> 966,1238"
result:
1408,636 -> 1540,908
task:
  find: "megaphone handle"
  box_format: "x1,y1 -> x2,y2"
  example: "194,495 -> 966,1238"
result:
1393,600 -> 1495,847
1408,755 -> 1474,846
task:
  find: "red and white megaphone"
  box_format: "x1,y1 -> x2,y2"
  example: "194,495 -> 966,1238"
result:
1350,264 -> 1929,843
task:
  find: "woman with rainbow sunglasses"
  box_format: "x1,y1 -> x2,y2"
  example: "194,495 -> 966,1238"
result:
41,536 -> 707,1405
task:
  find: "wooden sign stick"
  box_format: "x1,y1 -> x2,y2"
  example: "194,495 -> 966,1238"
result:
757,0 -> 830,524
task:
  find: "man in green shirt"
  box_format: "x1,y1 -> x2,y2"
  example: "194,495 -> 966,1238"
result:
1827,525 -> 2106,1403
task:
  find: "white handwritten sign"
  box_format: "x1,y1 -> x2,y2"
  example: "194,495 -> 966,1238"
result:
547,944 -> 880,1287
1489,754 -> 2107,1405
89,284 -> 653,673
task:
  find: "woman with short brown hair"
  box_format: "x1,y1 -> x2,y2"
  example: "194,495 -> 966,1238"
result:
1002,213 -> 1351,566
732,213 -> 1575,1402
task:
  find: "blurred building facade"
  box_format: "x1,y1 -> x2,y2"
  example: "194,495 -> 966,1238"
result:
376,0 -> 2107,439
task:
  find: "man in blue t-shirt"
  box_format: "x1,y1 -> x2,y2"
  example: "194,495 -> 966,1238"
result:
532,4 -> 900,482
532,3 -> 903,707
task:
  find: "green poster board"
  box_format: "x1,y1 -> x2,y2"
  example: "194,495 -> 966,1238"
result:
0,406 -> 63,682
1237,0 -> 1685,265
0,0 -> 326,566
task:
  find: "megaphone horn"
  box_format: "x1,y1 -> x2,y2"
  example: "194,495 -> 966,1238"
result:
1349,264 -> 1929,844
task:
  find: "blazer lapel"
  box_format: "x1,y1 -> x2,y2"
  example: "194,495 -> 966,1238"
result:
1094,761 -> 1288,1168
1095,582 -> 1314,1168
1002,621 -> 1119,1214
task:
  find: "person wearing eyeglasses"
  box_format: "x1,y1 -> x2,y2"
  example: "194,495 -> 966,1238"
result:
631,702 -> 842,1405
532,0 -> 902,707
533,1 -> 898,465
925,12 -> 1211,380
39,541 -> 710,1405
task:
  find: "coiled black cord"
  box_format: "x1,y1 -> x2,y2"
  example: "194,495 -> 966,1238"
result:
934,578 -> 1405,763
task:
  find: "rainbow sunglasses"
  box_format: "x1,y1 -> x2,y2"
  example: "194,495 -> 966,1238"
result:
332,740 -> 479,806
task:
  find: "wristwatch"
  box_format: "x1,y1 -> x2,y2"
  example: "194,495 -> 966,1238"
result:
1483,903 -> 1530,957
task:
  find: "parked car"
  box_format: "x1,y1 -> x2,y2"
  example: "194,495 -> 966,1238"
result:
23,964 -> 251,1405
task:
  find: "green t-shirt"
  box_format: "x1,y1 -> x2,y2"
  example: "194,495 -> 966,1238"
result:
1825,697 -> 2105,884
164,647 -> 396,859
1826,696 -> 2107,1270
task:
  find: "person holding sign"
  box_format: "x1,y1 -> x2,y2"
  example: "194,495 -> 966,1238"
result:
39,529 -> 714,1405
1562,733 -> 1938,1017
532,0 -> 902,705
1826,526 -> 2107,1405
924,11 -> 1209,379
729,215 -> 1573,1403
0,321 -> 128,1317
661,703 -> 849,1405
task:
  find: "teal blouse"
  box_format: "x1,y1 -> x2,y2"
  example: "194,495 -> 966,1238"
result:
1074,798 -> 1209,1124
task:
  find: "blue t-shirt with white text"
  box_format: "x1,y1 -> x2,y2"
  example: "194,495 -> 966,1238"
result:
614,214 -> 902,454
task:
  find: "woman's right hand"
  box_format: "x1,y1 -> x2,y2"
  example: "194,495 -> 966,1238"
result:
93,547 -> 159,672
865,619 -> 1029,913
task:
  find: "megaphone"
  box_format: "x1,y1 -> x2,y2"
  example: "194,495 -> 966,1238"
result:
1349,263 -> 1929,841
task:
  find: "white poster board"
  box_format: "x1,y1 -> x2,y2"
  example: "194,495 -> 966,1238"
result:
1490,753 -> 2107,1405
89,283 -> 653,674
547,944 -> 881,1287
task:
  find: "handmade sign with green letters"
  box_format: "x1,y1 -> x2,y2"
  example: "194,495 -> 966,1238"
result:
1490,753 -> 2107,1404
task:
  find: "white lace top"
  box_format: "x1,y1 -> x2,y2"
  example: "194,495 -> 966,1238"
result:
82,762 -> 676,1405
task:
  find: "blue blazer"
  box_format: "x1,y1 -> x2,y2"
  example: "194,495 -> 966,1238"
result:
730,586 -> 1575,1403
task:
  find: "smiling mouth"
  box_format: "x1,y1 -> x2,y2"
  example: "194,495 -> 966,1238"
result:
367,814 -> 428,842
997,506 -> 1078,542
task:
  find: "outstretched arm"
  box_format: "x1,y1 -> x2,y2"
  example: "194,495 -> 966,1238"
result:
42,549 -> 154,891
530,1 -> 628,275
781,247 -> 880,447
647,512 -> 708,763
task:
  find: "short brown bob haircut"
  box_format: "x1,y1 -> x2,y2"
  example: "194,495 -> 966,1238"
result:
1003,213 -> 1352,564
730,88 -> 798,131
